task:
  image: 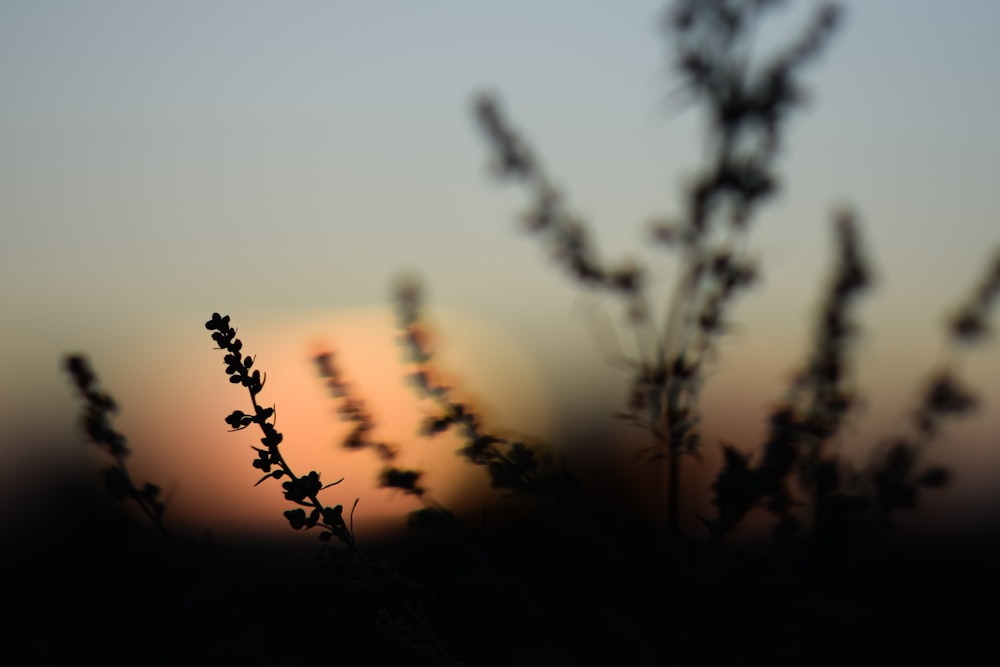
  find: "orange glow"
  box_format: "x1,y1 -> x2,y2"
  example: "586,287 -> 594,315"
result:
116,307 -> 552,539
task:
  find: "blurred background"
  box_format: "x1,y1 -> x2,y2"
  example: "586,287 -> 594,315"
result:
1,0 -> 998,541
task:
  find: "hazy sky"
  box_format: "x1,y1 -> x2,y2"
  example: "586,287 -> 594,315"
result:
2,1 -> 998,536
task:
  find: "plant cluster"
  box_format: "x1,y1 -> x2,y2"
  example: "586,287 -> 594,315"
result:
706,216 -> 998,551
395,278 -> 571,500
205,312 -> 459,666
206,312 -> 353,542
474,0 -> 843,537
314,348 -> 425,498
53,1 -> 1000,664
472,0 -> 1000,553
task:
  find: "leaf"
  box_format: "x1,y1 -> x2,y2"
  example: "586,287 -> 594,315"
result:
284,508 -> 306,530
205,313 -> 230,331
254,472 -> 277,487
225,410 -> 252,430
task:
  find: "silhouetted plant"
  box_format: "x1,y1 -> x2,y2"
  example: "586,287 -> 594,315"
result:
473,0 -> 1000,561
474,0 -> 842,538
865,250 -> 1000,529
314,349 -> 427,498
206,312 -> 356,544
949,249 -> 1000,344
394,277 -> 574,504
63,354 -> 169,542
205,312 -> 459,666
706,228 -> 1000,549
51,3 -> 1000,665
702,211 -> 870,545
313,345 -> 469,540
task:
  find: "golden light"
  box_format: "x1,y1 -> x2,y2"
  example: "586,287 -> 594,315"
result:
117,306 -> 553,540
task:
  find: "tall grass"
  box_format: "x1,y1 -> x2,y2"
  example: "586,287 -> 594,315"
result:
49,1 -> 1000,665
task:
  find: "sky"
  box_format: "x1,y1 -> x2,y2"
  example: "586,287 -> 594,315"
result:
2,1 -> 999,540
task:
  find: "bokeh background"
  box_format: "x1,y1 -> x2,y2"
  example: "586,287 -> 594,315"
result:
2,0 -> 998,541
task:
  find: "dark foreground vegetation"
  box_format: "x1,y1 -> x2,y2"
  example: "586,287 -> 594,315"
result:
4,466 -> 1000,666
5,1 -> 1000,665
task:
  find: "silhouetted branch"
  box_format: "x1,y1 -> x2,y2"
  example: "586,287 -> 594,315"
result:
206,312 -> 460,667
64,354 -> 170,543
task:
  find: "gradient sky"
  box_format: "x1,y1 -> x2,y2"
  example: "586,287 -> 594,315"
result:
2,1 -> 998,538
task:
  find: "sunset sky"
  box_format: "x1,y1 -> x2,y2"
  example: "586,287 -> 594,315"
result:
2,1 -> 998,539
